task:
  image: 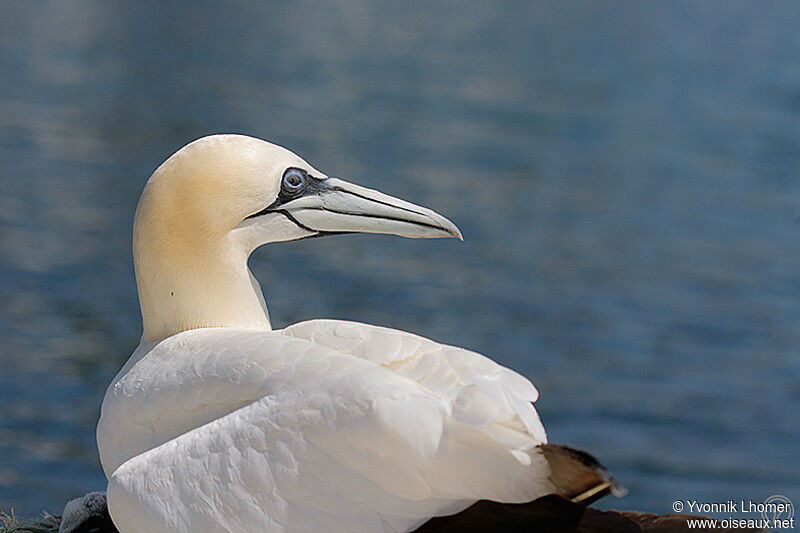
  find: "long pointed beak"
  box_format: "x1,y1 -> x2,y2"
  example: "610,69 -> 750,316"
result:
275,177 -> 463,240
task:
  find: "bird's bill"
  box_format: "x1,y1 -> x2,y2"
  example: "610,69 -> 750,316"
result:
274,177 -> 463,240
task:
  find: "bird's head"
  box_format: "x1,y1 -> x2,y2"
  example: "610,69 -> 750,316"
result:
133,134 -> 461,341
138,134 -> 461,255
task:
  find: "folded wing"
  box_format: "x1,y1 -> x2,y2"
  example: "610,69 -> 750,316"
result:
282,320 -> 547,453
104,323 -> 552,532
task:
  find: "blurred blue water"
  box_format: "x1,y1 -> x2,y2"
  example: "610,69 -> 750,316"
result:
1,0 -> 799,520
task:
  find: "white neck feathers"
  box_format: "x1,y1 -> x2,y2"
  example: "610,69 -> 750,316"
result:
133,138 -> 274,342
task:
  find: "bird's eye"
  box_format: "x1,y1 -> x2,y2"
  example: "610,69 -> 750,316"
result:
281,168 -> 307,194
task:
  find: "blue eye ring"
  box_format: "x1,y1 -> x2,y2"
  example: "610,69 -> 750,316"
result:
281,168 -> 307,194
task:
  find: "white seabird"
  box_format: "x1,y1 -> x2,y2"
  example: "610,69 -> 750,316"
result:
97,134 -> 618,533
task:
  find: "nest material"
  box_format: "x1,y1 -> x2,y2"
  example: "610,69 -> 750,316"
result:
0,511 -> 60,533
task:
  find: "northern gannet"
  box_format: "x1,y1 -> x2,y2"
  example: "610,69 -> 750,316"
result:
97,134 -> 620,532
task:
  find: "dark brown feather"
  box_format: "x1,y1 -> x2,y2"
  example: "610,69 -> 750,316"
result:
415,496 -> 767,533
415,445 -> 765,533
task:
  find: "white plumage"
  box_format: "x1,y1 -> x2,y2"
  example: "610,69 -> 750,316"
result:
101,322 -> 551,532
98,135 -> 558,532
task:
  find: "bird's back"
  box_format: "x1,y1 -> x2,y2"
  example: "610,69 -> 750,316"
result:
100,323 -> 554,532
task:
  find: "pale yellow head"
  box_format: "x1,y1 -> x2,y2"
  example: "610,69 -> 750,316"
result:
134,134 -> 461,341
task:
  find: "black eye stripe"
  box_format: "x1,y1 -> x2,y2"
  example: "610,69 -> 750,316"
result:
245,168 -> 329,220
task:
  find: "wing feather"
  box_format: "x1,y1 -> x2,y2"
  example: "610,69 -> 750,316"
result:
282,319 -> 547,449
102,323 -> 552,533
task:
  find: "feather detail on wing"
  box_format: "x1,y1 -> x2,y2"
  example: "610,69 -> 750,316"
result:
102,324 -> 553,532
282,320 -> 547,451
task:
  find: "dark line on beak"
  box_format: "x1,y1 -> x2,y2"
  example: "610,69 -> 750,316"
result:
291,207 -> 446,232
245,203 -> 280,220
243,178 -> 448,235
269,209 -> 317,232
294,231 -> 353,241
329,186 -> 429,218
251,209 -> 354,240
249,206 -> 445,234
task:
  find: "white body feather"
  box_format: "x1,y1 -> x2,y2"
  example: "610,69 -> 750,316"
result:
98,321 -> 550,532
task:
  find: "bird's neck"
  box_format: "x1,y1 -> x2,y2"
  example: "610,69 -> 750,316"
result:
134,233 -> 271,343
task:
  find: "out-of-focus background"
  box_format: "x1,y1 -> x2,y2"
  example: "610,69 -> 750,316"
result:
1,0 -> 798,520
